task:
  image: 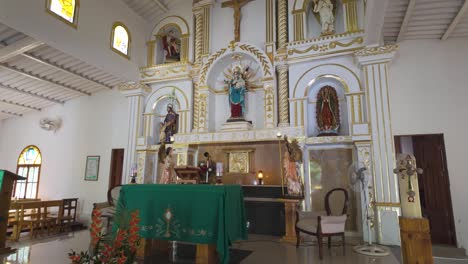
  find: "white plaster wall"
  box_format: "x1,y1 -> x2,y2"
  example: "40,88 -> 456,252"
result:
0,0 -> 147,80
0,90 -> 128,224
211,0 -> 266,52
389,39 -> 468,250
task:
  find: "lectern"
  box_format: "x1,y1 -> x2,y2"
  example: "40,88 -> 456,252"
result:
0,170 -> 26,255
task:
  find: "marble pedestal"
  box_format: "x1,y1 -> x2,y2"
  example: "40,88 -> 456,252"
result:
220,121 -> 252,131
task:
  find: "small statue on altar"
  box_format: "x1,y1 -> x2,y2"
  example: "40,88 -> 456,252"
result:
283,136 -> 304,197
313,0 -> 335,35
158,144 -> 177,184
316,86 -> 340,136
225,65 -> 248,120
159,104 -> 178,143
199,152 -> 216,183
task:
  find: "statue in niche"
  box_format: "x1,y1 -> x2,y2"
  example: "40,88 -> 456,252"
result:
159,103 -> 179,143
283,136 -> 304,197
313,0 -> 335,35
161,29 -> 181,63
224,65 -> 249,121
316,86 -> 340,136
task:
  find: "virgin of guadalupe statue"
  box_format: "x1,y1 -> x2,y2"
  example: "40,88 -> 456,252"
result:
283,136 -> 304,197
159,104 -> 178,143
158,144 -> 177,184
316,86 -> 340,136
313,0 -> 335,35
225,65 -> 248,120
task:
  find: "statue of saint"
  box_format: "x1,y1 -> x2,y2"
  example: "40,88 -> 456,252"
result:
225,65 -> 248,120
159,104 -> 178,143
313,0 -> 335,35
316,86 -> 340,136
158,145 -> 177,184
283,136 -> 304,197
162,30 -> 180,63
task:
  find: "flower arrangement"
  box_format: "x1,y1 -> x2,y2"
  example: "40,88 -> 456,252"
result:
68,209 -> 141,264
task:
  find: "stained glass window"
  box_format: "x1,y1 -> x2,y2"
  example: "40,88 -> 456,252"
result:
47,0 -> 79,26
111,23 -> 131,57
14,146 -> 42,199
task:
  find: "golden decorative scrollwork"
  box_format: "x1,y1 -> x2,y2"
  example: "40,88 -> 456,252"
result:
199,48 -> 227,85
238,44 -> 271,76
354,45 -> 399,57
288,37 -> 364,55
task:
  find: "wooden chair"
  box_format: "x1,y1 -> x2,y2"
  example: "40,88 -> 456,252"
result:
295,188 -> 349,259
41,200 -> 64,234
60,198 -> 78,231
9,201 -> 43,241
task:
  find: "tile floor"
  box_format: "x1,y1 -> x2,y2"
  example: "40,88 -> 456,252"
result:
0,231 -> 464,264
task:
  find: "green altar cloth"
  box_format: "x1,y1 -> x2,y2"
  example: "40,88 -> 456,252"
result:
0,170 -> 4,193
115,184 -> 247,264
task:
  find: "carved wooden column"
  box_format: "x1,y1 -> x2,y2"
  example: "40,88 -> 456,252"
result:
277,0 -> 288,50
355,45 -> 400,245
146,40 -> 156,66
343,0 -> 360,33
276,57 -> 290,127
194,8 -> 204,63
119,82 -> 150,184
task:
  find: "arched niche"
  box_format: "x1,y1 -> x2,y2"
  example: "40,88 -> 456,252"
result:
150,16 -> 190,64
198,42 -> 276,131
292,64 -> 364,135
306,76 -> 348,137
145,86 -> 190,143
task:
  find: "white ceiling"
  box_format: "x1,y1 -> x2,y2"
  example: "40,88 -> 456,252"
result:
383,0 -> 468,43
0,23 -> 124,120
120,0 -> 185,23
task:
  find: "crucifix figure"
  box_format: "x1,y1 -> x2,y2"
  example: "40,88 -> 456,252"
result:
221,0 -> 252,42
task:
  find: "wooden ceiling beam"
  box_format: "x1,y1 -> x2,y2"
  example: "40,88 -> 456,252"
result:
21,53 -> 114,90
0,64 -> 91,96
442,0 -> 468,40
153,0 -> 169,12
0,37 -> 43,62
0,99 -> 41,111
397,0 -> 416,42
0,82 -> 64,104
0,110 -> 22,117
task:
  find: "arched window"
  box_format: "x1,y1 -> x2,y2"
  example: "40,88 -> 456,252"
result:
46,0 -> 80,28
111,22 -> 131,58
14,146 -> 42,199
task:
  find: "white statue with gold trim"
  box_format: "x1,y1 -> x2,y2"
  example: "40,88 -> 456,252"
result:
313,0 -> 335,35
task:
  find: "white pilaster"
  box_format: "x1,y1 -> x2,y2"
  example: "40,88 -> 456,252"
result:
120,82 -> 150,184
355,45 -> 400,245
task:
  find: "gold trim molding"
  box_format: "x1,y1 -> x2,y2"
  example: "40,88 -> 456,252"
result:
355,45 -> 399,57
289,37 -> 363,55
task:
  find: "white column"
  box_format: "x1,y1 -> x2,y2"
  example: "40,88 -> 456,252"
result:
119,82 -> 150,184
355,45 -> 400,245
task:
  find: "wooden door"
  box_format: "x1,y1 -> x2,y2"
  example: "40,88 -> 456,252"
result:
108,149 -> 124,190
411,135 -> 456,245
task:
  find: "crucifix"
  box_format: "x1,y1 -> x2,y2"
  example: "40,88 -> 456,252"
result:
221,0 -> 252,42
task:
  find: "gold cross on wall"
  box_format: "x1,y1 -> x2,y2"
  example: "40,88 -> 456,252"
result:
221,0 -> 252,42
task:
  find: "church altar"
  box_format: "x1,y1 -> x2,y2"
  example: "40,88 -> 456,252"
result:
114,184 -> 247,264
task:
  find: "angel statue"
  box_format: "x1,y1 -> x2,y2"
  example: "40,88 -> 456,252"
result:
283,136 -> 304,197
313,0 -> 335,35
224,65 -> 249,120
157,143 -> 178,184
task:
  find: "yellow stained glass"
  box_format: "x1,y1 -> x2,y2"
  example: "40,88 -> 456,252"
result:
113,26 -> 129,55
18,146 -> 42,165
49,0 -> 76,23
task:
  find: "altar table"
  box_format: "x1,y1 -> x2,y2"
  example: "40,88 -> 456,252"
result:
115,184 -> 247,264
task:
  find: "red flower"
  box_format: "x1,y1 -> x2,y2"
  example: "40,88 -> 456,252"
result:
117,251 -> 128,264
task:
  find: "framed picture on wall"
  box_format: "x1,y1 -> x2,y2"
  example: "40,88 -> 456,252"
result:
84,156 -> 100,181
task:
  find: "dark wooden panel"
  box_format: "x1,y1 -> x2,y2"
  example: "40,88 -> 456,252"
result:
245,201 -> 285,236
412,135 -> 456,245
